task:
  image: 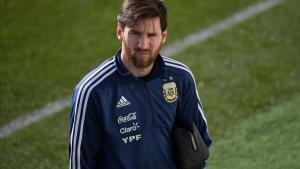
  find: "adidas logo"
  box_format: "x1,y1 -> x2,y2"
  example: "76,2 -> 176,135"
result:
116,96 -> 131,108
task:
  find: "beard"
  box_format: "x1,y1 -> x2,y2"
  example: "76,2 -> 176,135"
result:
131,49 -> 157,68
124,42 -> 162,68
121,38 -> 163,69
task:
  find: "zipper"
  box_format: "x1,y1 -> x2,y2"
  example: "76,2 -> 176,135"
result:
140,79 -> 154,127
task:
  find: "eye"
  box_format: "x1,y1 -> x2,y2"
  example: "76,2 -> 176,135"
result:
148,33 -> 158,37
129,31 -> 140,36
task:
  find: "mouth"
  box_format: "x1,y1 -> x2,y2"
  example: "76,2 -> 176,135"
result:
135,52 -> 150,58
135,49 -> 151,55
138,51 -> 150,55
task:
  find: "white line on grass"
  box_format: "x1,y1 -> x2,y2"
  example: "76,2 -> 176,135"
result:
0,96 -> 71,138
161,0 -> 284,56
0,0 -> 284,138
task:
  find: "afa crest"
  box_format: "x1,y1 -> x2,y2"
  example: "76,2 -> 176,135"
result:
163,82 -> 177,103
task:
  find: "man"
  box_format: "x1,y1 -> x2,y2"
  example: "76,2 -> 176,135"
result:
69,0 -> 212,169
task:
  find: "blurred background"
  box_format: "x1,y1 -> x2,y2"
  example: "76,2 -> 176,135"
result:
0,0 -> 299,168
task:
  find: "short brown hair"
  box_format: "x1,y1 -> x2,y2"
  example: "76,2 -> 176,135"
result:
117,0 -> 167,32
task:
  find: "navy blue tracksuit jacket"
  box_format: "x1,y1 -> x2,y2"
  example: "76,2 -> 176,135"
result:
69,50 -> 212,169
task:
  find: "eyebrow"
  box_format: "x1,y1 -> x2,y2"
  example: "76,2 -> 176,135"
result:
129,29 -> 159,36
129,29 -> 140,34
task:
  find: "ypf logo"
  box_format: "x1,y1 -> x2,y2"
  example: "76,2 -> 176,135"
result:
122,134 -> 142,144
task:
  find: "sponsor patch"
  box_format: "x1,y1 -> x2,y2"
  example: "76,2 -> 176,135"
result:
118,112 -> 137,124
163,82 -> 177,103
120,122 -> 140,134
116,96 -> 131,108
122,134 -> 142,144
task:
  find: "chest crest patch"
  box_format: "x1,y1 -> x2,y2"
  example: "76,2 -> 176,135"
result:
163,82 -> 178,103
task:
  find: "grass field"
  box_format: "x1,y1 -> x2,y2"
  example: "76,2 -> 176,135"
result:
0,0 -> 258,125
0,0 -> 299,168
174,0 -> 300,136
208,94 -> 300,169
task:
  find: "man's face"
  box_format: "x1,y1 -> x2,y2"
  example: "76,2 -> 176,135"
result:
117,17 -> 167,68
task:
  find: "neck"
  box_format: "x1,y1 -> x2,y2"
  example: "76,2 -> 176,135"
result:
120,53 -> 154,78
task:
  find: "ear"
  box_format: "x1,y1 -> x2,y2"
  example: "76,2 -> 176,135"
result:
116,23 -> 124,41
162,30 -> 167,44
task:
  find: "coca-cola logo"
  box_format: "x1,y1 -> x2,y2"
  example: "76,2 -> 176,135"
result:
118,112 -> 137,124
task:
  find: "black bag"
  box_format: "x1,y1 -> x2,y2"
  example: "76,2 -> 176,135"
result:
172,121 -> 209,169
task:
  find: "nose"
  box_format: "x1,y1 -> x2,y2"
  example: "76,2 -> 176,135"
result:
137,35 -> 149,49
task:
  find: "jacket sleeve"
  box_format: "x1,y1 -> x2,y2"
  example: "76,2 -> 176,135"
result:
69,87 -> 102,169
177,71 -> 212,168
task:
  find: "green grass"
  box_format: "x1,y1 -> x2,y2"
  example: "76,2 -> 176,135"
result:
165,0 -> 258,43
0,0 -> 121,125
207,94 -> 300,169
174,0 -> 300,136
0,109 -> 69,169
0,0 -> 299,168
0,0 -> 258,125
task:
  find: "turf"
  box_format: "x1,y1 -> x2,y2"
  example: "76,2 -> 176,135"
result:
0,109 -> 69,169
0,0 -> 121,125
173,0 -> 300,136
0,0 -> 299,168
207,94 -> 300,169
0,0 -> 258,125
